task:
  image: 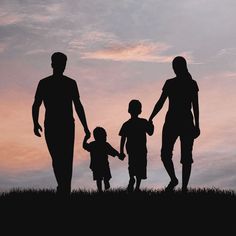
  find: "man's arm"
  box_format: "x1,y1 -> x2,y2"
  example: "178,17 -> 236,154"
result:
32,97 -> 43,137
74,100 -> 90,138
72,81 -> 90,138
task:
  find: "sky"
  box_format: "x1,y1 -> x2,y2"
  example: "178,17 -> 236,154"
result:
0,0 -> 236,192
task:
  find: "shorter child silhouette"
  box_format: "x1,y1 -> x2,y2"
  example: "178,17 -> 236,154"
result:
83,127 -> 122,192
119,100 -> 154,192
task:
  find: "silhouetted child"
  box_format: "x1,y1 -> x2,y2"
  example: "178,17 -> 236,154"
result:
119,100 -> 154,192
83,127 -> 122,192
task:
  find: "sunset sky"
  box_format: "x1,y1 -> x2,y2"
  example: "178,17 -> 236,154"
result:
0,0 -> 236,192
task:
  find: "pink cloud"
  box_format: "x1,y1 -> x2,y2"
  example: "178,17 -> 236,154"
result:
0,12 -> 23,26
81,41 -> 193,63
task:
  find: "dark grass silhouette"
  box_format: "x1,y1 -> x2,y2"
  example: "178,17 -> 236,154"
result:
0,188 -> 236,204
0,187 -> 235,201
0,187 -> 235,234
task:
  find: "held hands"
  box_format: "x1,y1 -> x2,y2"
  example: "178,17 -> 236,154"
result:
34,123 -> 42,137
84,128 -> 91,139
118,152 -> 126,161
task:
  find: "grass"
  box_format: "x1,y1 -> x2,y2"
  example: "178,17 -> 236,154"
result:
0,187 -> 235,233
0,186 -> 235,201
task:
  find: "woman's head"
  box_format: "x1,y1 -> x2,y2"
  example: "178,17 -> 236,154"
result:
172,56 -> 191,78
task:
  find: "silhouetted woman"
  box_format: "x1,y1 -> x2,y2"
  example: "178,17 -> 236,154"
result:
149,56 -> 200,192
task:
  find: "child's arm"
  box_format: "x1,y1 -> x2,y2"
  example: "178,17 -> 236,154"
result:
119,135 -> 126,160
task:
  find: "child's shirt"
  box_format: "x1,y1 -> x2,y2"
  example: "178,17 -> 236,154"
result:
119,117 -> 154,154
83,141 -> 119,170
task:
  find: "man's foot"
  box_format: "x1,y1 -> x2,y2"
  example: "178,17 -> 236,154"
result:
182,187 -> 188,193
127,178 -> 135,192
165,178 -> 179,192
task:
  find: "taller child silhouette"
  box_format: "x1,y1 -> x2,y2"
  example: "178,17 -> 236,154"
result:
32,52 -> 90,196
149,56 -> 200,192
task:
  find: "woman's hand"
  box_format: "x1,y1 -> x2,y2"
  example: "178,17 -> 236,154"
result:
193,126 -> 200,139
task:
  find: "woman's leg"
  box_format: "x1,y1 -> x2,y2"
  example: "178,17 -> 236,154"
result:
180,135 -> 194,192
161,125 -> 179,191
182,164 -> 192,192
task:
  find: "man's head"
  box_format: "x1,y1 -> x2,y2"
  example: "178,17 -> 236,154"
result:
51,52 -> 67,75
128,99 -> 142,117
93,127 -> 107,142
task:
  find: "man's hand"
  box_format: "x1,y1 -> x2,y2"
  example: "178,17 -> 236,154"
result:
34,123 -> 42,137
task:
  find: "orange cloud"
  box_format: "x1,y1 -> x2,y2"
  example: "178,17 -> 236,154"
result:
81,41 -> 193,63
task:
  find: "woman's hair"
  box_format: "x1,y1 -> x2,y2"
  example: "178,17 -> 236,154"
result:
172,56 -> 192,79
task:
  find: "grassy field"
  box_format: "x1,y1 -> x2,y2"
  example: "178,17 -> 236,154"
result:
0,187 -> 235,233
0,186 -> 235,200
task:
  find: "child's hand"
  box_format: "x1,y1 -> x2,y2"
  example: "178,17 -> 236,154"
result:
118,152 -> 126,161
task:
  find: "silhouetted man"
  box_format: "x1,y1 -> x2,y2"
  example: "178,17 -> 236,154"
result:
32,52 -> 90,196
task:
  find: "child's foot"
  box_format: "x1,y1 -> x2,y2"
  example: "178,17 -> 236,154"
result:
127,178 -> 135,192
165,178 -> 179,192
134,187 -> 141,193
104,181 -> 110,190
182,186 -> 188,193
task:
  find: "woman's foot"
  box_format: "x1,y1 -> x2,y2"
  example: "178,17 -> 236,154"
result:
182,186 -> 188,193
104,181 -> 110,190
165,178 -> 179,192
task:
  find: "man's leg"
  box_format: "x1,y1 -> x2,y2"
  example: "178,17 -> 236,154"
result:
45,126 -> 63,193
45,123 -> 74,196
61,123 -> 75,195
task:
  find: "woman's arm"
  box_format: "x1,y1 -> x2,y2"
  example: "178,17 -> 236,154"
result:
192,92 -> 200,138
149,92 -> 167,121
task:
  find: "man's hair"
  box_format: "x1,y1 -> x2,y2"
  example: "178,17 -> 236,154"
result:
51,52 -> 67,63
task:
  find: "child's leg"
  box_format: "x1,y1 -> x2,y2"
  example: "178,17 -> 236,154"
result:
127,174 -> 135,192
127,155 -> 135,192
96,180 -> 102,192
135,177 -> 141,191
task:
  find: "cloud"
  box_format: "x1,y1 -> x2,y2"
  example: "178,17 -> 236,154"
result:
68,31 -> 119,51
0,42 -> 7,53
81,41 -> 193,63
0,9 -> 24,26
217,48 -> 236,56
0,2 -> 64,26
25,49 -> 48,55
